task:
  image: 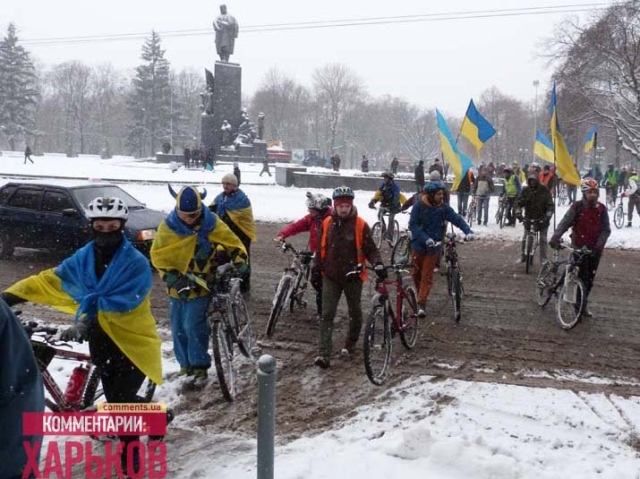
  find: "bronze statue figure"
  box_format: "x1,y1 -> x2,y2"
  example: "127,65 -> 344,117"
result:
213,4 -> 239,63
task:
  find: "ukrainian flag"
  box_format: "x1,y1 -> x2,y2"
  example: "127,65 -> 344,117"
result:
549,83 -> 581,186
583,127 -> 597,154
534,130 -> 555,164
436,109 -> 474,191
211,190 -> 257,242
460,99 -> 496,151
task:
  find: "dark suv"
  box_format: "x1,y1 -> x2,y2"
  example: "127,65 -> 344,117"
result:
0,182 -> 165,258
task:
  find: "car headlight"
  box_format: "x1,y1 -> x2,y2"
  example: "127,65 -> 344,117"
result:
136,229 -> 156,241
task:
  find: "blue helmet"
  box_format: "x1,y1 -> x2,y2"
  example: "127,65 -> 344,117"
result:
423,181 -> 445,194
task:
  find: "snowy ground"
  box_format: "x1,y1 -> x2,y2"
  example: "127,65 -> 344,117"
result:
1,151 -> 638,250
5,152 -> 640,477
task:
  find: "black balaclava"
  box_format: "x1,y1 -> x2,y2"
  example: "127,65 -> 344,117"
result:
92,220 -> 125,278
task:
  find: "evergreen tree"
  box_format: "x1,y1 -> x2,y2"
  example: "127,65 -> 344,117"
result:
0,23 -> 39,151
126,31 -> 171,157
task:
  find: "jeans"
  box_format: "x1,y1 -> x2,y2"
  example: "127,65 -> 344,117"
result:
578,251 -> 601,307
477,196 -> 490,225
458,192 -> 469,216
505,196 -> 517,225
319,277 -> 363,359
169,296 -> 211,369
567,186 -> 577,204
521,222 -> 549,262
628,195 -> 640,224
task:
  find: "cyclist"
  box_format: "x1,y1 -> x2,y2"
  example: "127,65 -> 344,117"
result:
602,163 -> 619,204
515,174 -> 554,263
623,168 -> 639,227
368,171 -> 407,241
502,167 -> 521,226
409,181 -> 474,317
209,173 -> 256,292
274,192 -> 333,316
1,196 -> 162,476
549,178 -> 611,317
0,298 -> 45,479
151,186 -> 247,386
316,186 -> 385,369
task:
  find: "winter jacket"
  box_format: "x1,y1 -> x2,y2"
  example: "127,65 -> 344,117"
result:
625,175 -> 639,197
428,163 -> 444,176
457,170 -> 475,194
503,175 -> 521,198
409,195 -> 471,255
414,164 -> 425,187
516,183 -> 554,222
550,199 -> 611,252
539,171 -> 556,190
372,181 -> 407,210
318,208 -> 381,284
277,208 -> 332,253
0,298 -> 44,479
473,174 -> 494,197
233,166 -> 241,185
603,169 -> 618,187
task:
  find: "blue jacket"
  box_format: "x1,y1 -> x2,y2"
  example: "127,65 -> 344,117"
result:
0,298 -> 44,479
409,196 -> 471,255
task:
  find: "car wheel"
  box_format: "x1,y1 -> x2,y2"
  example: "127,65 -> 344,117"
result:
0,233 -> 14,259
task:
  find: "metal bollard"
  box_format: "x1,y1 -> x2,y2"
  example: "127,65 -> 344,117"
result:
257,354 -> 276,479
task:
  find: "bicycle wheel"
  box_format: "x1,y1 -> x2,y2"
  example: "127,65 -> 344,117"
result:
495,204 -> 504,228
391,220 -> 400,244
391,234 -> 411,266
229,281 -> 255,358
450,268 -> 462,322
399,286 -> 419,349
211,320 -> 236,401
467,207 -> 475,228
371,222 -> 383,249
535,261 -> 554,307
555,276 -> 585,330
363,304 -> 392,386
614,205 -> 624,229
289,270 -> 308,313
265,275 -> 292,338
525,235 -> 533,274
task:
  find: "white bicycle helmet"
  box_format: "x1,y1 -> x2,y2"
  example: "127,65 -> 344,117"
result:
85,196 -> 129,221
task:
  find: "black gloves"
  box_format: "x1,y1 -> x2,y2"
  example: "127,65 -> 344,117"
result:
368,200 -> 376,209
374,263 -> 387,280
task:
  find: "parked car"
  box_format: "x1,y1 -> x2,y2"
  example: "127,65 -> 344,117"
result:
0,182 -> 164,258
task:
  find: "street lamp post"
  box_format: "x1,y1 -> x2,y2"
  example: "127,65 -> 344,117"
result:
533,80 -> 540,163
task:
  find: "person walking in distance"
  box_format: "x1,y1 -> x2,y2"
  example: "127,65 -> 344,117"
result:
414,160 -> 425,193
549,178 -> 611,317
472,166 -> 494,226
24,145 -> 33,164
623,168 -> 640,227
314,186 -> 385,369
259,157 -> 271,177
502,167 -> 521,226
233,162 -> 241,186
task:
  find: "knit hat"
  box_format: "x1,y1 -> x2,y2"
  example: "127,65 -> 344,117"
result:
429,170 -> 441,181
221,173 -> 238,186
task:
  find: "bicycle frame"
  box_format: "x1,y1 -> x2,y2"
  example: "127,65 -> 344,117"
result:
372,265 -> 413,335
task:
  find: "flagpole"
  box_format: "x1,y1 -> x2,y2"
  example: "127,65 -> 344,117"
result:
592,131 -> 598,173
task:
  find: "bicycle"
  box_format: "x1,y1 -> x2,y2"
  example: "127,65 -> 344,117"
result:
535,244 -> 592,330
24,320 -> 157,413
495,195 -> 507,229
466,195 -> 477,228
522,218 -> 544,274
605,186 -> 616,211
442,232 -> 467,322
613,196 -> 626,229
181,265 -> 255,402
371,205 -> 400,248
357,264 -> 419,386
265,241 -> 314,338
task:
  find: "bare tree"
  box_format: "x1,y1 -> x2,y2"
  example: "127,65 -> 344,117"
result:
91,64 -> 127,157
399,106 -> 439,163
312,63 -> 364,155
50,61 -> 92,155
171,68 -> 204,149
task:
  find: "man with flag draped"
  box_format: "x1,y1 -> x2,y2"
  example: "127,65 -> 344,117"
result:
151,185 -> 247,386
210,173 -> 257,292
1,196 -> 162,476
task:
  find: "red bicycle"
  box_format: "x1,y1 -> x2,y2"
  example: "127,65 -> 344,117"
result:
359,263 -> 419,385
24,321 -> 156,412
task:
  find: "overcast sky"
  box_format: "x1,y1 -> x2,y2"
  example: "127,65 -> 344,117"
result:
1,0 -> 608,116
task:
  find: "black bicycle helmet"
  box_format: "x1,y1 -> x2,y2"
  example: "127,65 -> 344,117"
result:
332,186 -> 354,199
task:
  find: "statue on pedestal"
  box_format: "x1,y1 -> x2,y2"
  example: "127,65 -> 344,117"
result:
200,69 -> 215,115
220,120 -> 232,146
213,4 -> 239,63
233,110 -> 257,148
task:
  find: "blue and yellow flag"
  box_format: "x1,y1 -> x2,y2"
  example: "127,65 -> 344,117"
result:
583,126 -> 597,154
534,130 -> 554,164
549,83 -> 581,186
460,99 -> 496,151
436,109 -> 474,191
